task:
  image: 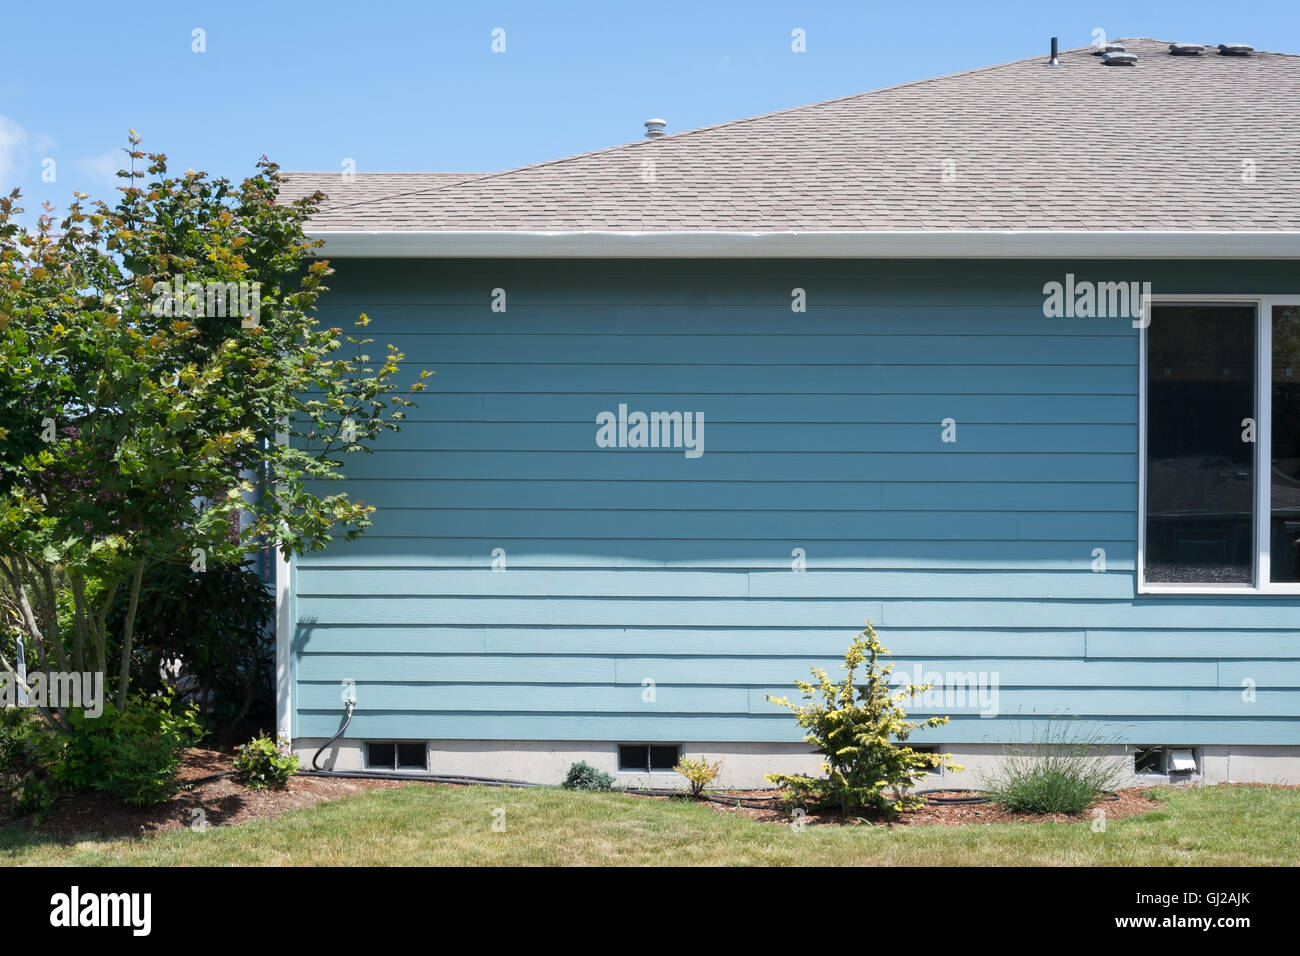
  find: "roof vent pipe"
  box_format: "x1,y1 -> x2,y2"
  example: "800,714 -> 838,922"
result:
1046,36 -> 1060,66
644,119 -> 667,139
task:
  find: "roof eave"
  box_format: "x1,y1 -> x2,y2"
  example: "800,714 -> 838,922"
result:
308,230 -> 1300,259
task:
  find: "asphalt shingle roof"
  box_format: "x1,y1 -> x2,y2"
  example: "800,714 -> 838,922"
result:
284,39 -> 1300,232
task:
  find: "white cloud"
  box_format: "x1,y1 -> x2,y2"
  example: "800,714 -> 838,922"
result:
0,114 -> 30,190
77,148 -> 124,181
0,114 -> 55,193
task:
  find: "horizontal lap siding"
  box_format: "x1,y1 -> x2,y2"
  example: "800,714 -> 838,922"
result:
291,260 -> 1300,745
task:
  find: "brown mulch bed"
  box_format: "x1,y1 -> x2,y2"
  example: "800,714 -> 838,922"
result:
693,786 -> 1167,827
10,747 -> 1236,839
20,748 -> 415,841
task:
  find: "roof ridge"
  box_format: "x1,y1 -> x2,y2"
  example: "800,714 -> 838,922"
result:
313,41 -> 1102,214
1119,36 -> 1298,57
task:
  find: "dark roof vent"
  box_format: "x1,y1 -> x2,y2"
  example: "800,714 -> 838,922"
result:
1091,42 -> 1126,56
1045,36 -> 1061,67
1169,42 -> 1205,56
1218,43 -> 1254,56
1102,51 -> 1137,66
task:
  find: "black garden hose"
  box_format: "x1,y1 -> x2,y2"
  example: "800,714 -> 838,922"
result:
311,700 -> 354,771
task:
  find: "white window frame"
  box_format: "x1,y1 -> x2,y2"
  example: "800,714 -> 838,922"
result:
1139,293 -> 1300,594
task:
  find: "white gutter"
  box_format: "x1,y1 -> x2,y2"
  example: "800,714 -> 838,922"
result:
309,230 -> 1300,259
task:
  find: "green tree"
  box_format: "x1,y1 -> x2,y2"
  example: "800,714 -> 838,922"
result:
766,621 -> 962,818
0,133 -> 425,720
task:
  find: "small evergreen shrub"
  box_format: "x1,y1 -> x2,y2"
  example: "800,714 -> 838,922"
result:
673,757 -> 722,798
233,733 -> 299,790
979,720 -> 1126,814
766,620 -> 962,818
562,760 -> 615,791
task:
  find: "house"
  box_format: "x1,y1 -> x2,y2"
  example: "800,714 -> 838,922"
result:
279,37 -> 1300,787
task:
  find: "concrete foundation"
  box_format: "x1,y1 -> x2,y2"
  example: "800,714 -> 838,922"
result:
294,738 -> 1300,788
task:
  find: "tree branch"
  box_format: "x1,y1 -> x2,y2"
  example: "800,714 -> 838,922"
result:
92,576 -> 119,676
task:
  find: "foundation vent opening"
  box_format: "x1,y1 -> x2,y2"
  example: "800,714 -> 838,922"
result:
618,743 -> 680,772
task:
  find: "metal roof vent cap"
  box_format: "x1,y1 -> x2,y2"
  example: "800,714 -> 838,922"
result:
1219,42 -> 1254,56
1091,42 -> 1126,55
1169,42 -> 1205,55
643,119 -> 667,139
1102,51 -> 1138,66
1045,36 -> 1061,67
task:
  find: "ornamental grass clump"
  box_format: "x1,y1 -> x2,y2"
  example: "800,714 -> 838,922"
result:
978,719 -> 1126,815
766,620 -> 961,819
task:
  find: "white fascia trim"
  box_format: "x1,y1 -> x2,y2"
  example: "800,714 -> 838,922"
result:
308,230 -> 1300,259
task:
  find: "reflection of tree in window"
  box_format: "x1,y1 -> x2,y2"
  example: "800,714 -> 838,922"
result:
1146,306 -> 1255,584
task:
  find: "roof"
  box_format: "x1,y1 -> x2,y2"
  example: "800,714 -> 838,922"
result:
283,38 -> 1300,256
280,171 -> 483,213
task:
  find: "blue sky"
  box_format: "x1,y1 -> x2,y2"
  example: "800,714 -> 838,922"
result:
2,0 -> 1298,216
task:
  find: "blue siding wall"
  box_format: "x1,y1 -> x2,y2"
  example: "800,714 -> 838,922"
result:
292,260 -> 1300,746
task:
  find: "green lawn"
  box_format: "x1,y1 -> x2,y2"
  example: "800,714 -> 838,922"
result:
1,783 -> 1296,866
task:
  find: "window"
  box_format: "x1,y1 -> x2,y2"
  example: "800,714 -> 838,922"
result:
1144,304 -> 1256,584
1270,306 -> 1300,581
1141,297 -> 1300,591
365,741 -> 427,771
617,744 -> 680,773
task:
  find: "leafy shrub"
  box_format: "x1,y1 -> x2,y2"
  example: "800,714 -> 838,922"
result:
562,760 -> 615,792
5,775 -> 56,818
49,696 -> 203,805
978,720 -> 1126,814
766,621 -> 961,818
673,757 -> 722,798
0,710 -> 56,817
233,733 -> 299,790
110,560 -> 274,743
0,708 -> 42,774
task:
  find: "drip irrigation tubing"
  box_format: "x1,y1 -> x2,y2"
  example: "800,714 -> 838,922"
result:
182,771 -> 233,787
914,788 -> 1121,805
915,788 -> 989,805
620,787 -> 784,808
297,769 -> 544,788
